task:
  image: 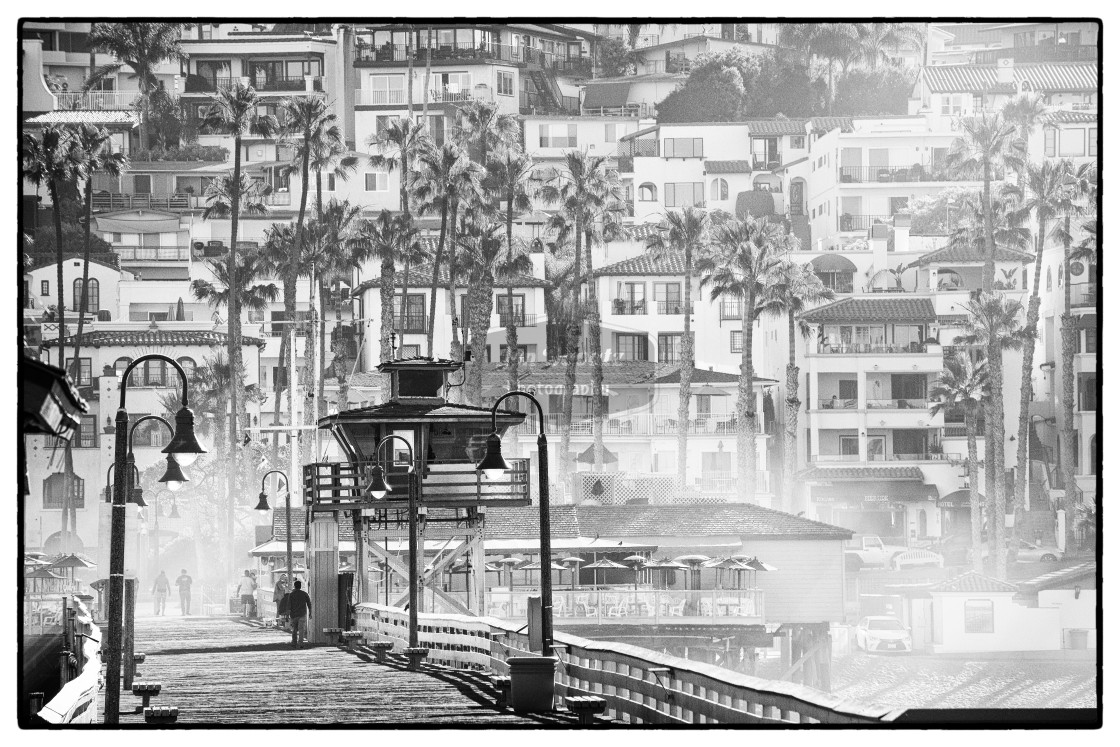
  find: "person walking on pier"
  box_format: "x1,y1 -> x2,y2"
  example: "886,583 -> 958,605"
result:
175,569 -> 193,615
237,570 -> 256,619
152,571 -> 170,616
287,579 -> 312,648
274,574 -> 290,631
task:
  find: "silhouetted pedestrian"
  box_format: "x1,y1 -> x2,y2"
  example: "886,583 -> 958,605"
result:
287,579 -> 312,648
175,569 -> 192,615
152,571 -> 170,616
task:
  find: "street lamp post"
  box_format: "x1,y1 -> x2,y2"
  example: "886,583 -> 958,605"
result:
128,416 -> 189,578
105,355 -> 204,724
257,470 -> 294,601
476,391 -> 552,654
365,435 -> 426,668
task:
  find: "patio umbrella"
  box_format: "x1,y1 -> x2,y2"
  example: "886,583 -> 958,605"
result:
27,567 -> 66,594
623,555 -> 646,589
49,553 -> 95,584
583,558 -> 627,588
495,556 -> 522,588
576,445 -> 618,465
561,557 -> 584,590
673,554 -> 711,590
731,555 -> 777,587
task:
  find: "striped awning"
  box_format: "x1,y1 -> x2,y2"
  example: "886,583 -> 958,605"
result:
810,253 -> 858,273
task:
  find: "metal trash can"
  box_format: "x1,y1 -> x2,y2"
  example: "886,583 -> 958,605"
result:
507,656 -> 558,712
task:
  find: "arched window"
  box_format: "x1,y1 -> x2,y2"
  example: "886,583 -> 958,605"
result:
145,359 -> 167,386
72,278 -> 99,312
115,356 -> 141,387
638,182 -> 657,202
710,178 -> 728,201
177,357 -> 196,381
1046,267 -> 1052,291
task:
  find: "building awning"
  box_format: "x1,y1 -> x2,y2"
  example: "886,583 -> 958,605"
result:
94,216 -> 182,234
619,124 -> 659,142
582,81 -> 631,110
811,480 -> 938,507
576,445 -> 618,465
809,253 -> 858,273
1075,314 -> 1098,329
938,489 -> 983,508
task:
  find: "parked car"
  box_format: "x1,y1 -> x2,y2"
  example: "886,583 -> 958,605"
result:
844,535 -> 909,570
968,540 -> 1064,564
854,616 -> 913,653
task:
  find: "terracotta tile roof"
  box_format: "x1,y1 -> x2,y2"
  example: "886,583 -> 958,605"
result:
652,368 -> 776,385
744,119 -> 809,136
624,223 -> 664,241
928,571 -> 1019,593
809,116 -> 855,134
1049,109 -> 1098,124
321,400 -> 523,423
41,329 -> 266,349
705,160 -> 753,174
908,243 -> 1034,267
25,110 -> 140,126
27,252 -> 121,272
594,251 -> 685,276
799,466 -> 927,481
354,263 -> 548,292
920,62 -> 1097,93
799,297 -> 936,324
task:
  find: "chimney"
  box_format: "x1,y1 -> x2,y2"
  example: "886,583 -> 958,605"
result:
893,212 -> 912,254
995,56 -> 1015,85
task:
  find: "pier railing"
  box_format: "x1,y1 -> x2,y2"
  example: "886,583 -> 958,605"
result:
354,603 -> 903,725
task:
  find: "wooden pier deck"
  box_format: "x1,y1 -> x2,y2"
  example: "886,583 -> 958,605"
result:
99,615 -> 578,726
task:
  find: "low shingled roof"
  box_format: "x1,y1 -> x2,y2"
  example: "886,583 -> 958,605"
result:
705,160 -> 753,174
799,466 -> 927,482
928,571 -> 1019,593
42,329 -> 266,349
799,297 -> 936,324
594,252 -> 685,276
908,243 -> 1034,268
354,264 -> 548,292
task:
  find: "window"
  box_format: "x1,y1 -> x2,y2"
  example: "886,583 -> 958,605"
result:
1046,267 -> 1052,290
72,278 -> 99,312
1044,128 -> 1057,157
790,135 -> 806,149
496,294 -> 525,325
374,115 -> 394,138
365,172 -> 389,192
538,124 -> 577,148
144,359 -> 167,386
148,311 -> 169,322
115,357 -> 141,387
664,182 -> 704,209
604,124 -> 619,143
496,70 -> 514,97
395,294 -> 426,329
499,344 -> 529,362
730,330 -> 743,353
653,282 -> 682,313
638,183 -> 657,201
1085,328 -> 1097,354
177,357 -> 196,381
1088,128 -> 1097,157
889,196 -> 909,215
324,173 -> 336,192
839,436 -> 860,456
940,94 -> 964,116
663,137 -> 703,158
77,415 -> 97,448
400,344 -> 422,358
41,280 -> 50,296
42,473 -> 84,510
963,600 -> 994,633
615,334 -> 649,361
367,75 -> 404,104
1059,128 -> 1085,157
657,333 -> 683,362
710,178 -> 728,201
112,232 -> 122,242
64,358 -> 92,386
133,175 -> 152,194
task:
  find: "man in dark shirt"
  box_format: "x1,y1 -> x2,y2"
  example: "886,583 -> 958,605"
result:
287,579 -> 312,648
175,569 -> 193,616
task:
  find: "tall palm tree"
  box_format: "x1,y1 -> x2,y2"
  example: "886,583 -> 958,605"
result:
190,250 -> 281,319
856,22 -> 925,68
22,125 -> 83,368
455,215 -> 533,405
87,23 -> 182,151
202,83 -> 279,455
538,152 -> 626,477
486,152 -> 537,401
1002,160 -> 1076,525
765,260 -> 835,513
394,221 -> 429,349
453,99 -> 521,177
698,217 -> 790,504
956,292 -> 1027,580
947,111 -> 1027,292
780,23 -> 861,114
363,210 -> 417,378
644,207 -> 711,491
930,355 -> 990,573
412,141 -> 484,357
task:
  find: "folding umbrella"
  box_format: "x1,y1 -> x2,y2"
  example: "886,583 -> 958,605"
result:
583,558 -> 627,588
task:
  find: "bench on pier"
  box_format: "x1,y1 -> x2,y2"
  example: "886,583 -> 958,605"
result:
403,646 -> 429,671
132,652 -> 146,664
144,706 -> 179,724
322,627 -> 345,645
490,675 -> 511,707
132,682 -> 162,712
563,696 -> 608,725
368,641 -> 394,663
340,631 -> 364,650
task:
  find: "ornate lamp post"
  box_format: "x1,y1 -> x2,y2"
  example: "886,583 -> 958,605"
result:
366,434 -> 427,669
476,391 -> 552,654
257,470 -> 294,598
105,355 -> 204,724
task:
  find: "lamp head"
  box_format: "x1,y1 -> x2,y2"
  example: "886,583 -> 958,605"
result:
130,487 -> 147,507
366,464 -> 391,500
475,432 -> 511,481
255,491 -> 271,511
169,501 -> 181,519
158,454 -> 188,492
163,406 -> 207,467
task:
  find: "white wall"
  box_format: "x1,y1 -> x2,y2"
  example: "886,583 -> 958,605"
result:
931,593 -> 1062,652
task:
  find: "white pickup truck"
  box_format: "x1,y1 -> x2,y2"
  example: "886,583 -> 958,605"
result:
844,536 -> 909,569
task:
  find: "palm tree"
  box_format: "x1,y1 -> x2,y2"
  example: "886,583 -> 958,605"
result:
22,125 -> 83,367
412,141 -> 484,357
1002,160 -> 1076,526
190,250 -> 280,320
538,152 -> 627,476
856,22 -> 926,68
87,23 -> 182,151
363,210 -> 417,383
455,215 -> 533,405
780,23 -> 861,114
394,221 -> 429,349
644,207 -> 711,491
202,83 -> 279,457
698,217 -> 790,504
486,152 -> 537,402
453,99 -> 521,176
930,355 -> 990,572
765,260 -> 835,513
956,292 -> 1027,579
69,125 -> 128,380
946,111 -> 1027,291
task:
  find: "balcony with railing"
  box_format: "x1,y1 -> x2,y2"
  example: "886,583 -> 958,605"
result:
92,193 -> 192,211
972,44 -> 1098,64
497,312 -> 538,328
510,413 -> 752,438
357,86 -> 494,107
354,40 -> 590,73
810,451 -> 956,464
816,341 -> 930,354
581,103 -> 647,118
839,163 -> 994,185
114,245 -> 191,262
838,214 -> 893,232
610,299 -> 647,316
183,75 -> 236,93
867,398 -> 931,410
263,191 -> 292,206
1070,283 -> 1097,308
53,91 -> 140,111
656,300 -> 693,315
248,75 -> 323,93
519,90 -> 580,115
484,588 -> 763,626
